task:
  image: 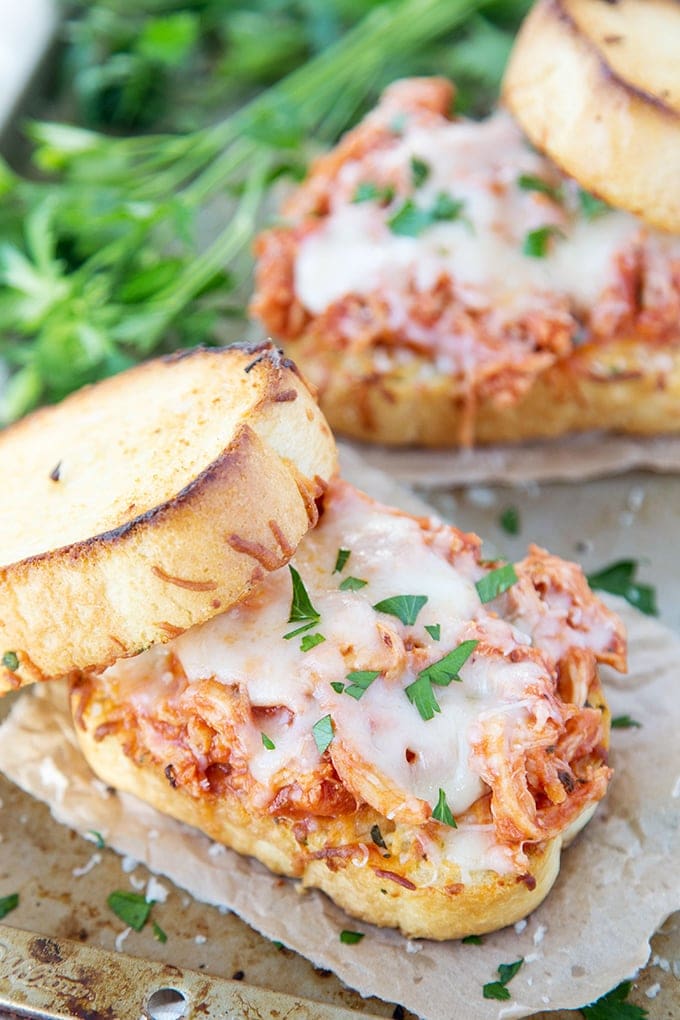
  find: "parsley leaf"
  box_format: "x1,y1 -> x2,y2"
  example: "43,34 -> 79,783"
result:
411,156 -> 430,188
340,930 -> 365,944
405,639 -> 478,721
476,564 -> 518,603
87,829 -> 105,849
283,621 -> 316,640
404,673 -> 441,721
287,565 -> 320,624
611,715 -> 642,729
578,188 -> 610,221
312,715 -> 334,754
353,182 -> 394,205
483,958 -> 524,1001
586,560 -> 657,616
580,981 -> 648,1020
387,193 -> 466,237
344,670 -> 380,699
462,934 -> 483,945
432,788 -> 457,827
522,225 -> 563,258
498,960 -> 524,985
0,893 -> 19,919
330,681 -> 345,694
431,192 -> 465,221
373,594 -> 428,626
499,505 -> 520,536
334,548 -> 351,573
107,890 -> 152,932
517,174 -> 562,203
300,633 -> 325,652
261,732 -> 276,750
2,651 -> 18,672
425,623 -> 441,641
152,920 -> 168,944
339,576 -> 368,591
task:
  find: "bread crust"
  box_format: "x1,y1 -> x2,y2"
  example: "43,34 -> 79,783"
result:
0,345 -> 337,692
72,695 -> 585,940
283,335 -> 680,447
503,0 -> 680,232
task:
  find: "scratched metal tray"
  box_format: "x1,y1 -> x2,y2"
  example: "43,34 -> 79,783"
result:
1,471 -> 679,1019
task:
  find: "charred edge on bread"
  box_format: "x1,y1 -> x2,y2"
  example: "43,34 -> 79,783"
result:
49,461 -> 62,482
551,0 -> 680,119
152,565 -> 219,592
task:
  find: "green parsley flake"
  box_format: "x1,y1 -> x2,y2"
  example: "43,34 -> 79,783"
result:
287,566 -> 320,625
0,893 -> 19,920
611,715 -> 642,730
152,921 -> 168,944
261,732 -> 276,750
578,188 -> 610,221
432,788 -> 457,828
405,640 -> 478,721
517,174 -> 562,203
283,621 -> 316,640
499,506 -> 520,536
411,156 -> 430,188
373,594 -> 427,626
586,560 -> 657,616
425,623 -> 441,641
333,548 -> 351,573
462,934 -> 483,945
522,225 -> 563,258
339,930 -> 365,944
300,633 -> 325,652
330,681 -> 345,694
387,193 -> 466,237
312,715 -> 334,755
344,670 -> 380,700
339,576 -> 368,591
87,830 -> 105,849
370,824 -> 388,850
107,890 -> 152,932
2,651 -> 18,672
352,182 -> 394,205
580,980 -> 648,1020
475,564 -> 518,604
483,958 -> 524,1001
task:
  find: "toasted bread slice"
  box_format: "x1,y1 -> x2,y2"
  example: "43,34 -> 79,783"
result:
0,344 -> 337,693
503,0 -> 680,232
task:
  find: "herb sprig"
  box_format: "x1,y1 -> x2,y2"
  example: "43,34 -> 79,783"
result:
586,561 -> 657,616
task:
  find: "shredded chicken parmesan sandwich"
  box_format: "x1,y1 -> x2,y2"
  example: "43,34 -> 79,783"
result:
251,0 -> 680,447
0,344 -> 626,939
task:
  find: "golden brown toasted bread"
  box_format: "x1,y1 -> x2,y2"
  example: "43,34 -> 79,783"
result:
0,344 -> 337,692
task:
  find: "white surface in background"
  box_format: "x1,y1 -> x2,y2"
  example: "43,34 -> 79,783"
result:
0,0 -> 57,133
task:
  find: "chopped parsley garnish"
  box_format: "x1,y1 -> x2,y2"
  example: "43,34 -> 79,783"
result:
152,921 -> 168,944
499,505 -> 520,536
580,980 -> 648,1019
339,930 -> 365,944
312,715 -> 334,754
611,715 -> 642,729
300,633 -> 325,652
405,639 -> 478,721
462,934 -> 483,945
373,594 -> 427,626
0,893 -> 19,919
283,621 -> 316,640
330,681 -> 345,694
287,566 -> 320,625
387,193 -> 466,237
517,173 -> 562,203
87,829 -> 105,849
432,788 -> 457,828
334,548 -> 351,573
522,225 -> 563,258
344,670 -> 380,699
586,560 -> 657,616
475,564 -> 518,604
411,156 -> 430,188
425,623 -> 441,641
339,576 -> 368,591
107,890 -> 152,932
578,188 -> 610,221
261,732 -> 276,750
370,824 -> 388,850
483,958 -> 524,1001
2,651 -> 18,672
353,182 -> 395,205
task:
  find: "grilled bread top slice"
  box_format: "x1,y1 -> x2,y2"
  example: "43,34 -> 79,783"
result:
503,0 -> 680,233
0,343 -> 337,693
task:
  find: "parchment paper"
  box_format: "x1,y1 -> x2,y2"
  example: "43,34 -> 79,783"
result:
346,433 -> 680,488
0,457 -> 679,1020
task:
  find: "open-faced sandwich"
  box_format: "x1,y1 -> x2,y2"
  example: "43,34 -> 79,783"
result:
251,0 -> 680,447
0,343 -> 626,939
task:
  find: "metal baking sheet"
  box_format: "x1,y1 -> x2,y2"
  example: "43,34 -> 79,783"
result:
1,469 -> 679,1019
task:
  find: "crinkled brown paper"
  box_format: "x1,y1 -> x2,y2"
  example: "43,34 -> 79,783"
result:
0,455 -> 679,1020
346,433 -> 680,488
